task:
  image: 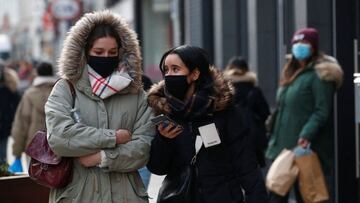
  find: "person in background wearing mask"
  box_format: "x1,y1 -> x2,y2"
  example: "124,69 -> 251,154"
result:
0,60 -> 20,164
9,62 -> 57,173
44,11 -> 155,203
223,56 -> 270,168
147,45 -> 268,202
265,28 -> 343,203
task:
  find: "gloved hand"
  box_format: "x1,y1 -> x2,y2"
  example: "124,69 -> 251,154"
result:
293,145 -> 312,158
9,158 -> 23,173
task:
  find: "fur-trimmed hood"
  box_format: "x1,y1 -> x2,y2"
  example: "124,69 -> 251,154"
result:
58,10 -> 142,93
223,69 -> 258,85
284,54 -> 344,89
314,55 -> 343,89
147,67 -> 234,115
32,76 -> 57,86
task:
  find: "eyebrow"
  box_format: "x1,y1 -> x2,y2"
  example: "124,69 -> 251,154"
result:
92,47 -> 118,50
164,64 -> 181,68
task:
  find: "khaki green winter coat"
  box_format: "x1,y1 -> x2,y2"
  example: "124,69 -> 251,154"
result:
45,11 -> 155,203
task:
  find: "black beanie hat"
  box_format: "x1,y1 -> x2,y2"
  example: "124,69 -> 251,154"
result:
36,62 -> 53,76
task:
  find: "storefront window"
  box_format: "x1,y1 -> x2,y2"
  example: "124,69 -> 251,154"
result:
141,0 -> 173,82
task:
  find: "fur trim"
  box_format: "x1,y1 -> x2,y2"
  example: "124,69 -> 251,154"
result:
58,10 -> 142,93
147,67 -> 234,115
32,76 -> 57,86
223,69 -> 257,85
315,55 -> 343,89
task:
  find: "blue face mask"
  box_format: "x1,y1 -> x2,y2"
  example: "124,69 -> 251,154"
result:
292,43 -> 312,61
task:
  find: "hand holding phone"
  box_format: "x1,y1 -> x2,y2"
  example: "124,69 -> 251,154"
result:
151,114 -> 178,127
151,114 -> 183,139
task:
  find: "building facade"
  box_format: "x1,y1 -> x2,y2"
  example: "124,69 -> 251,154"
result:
134,0 -> 359,202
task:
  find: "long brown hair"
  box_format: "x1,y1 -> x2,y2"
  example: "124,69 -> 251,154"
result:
280,50 -> 321,86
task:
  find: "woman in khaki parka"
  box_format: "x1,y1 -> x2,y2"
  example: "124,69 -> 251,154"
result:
45,11 -> 155,203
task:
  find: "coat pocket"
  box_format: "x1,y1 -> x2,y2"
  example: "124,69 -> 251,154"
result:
127,172 -> 149,200
55,185 -> 76,203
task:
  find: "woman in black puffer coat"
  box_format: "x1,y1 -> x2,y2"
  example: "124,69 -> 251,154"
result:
147,45 -> 268,203
223,56 -> 270,167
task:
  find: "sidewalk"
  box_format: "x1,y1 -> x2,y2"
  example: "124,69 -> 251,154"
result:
147,174 -> 165,203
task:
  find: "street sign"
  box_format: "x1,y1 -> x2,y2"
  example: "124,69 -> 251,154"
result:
51,0 -> 80,20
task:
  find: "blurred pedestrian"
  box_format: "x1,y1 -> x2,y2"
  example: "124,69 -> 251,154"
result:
17,60 -> 36,95
9,62 -> 57,172
0,60 -> 20,163
147,45 -> 269,202
265,27 -> 343,203
223,56 -> 270,168
44,11 -> 155,203
138,74 -> 153,189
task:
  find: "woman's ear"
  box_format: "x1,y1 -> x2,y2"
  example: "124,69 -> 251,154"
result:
191,68 -> 200,81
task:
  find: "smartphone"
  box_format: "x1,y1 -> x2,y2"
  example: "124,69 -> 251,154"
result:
150,114 -> 181,128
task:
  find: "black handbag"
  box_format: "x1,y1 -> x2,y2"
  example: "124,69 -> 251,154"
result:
157,137 -> 202,203
157,164 -> 196,203
265,108 -> 278,134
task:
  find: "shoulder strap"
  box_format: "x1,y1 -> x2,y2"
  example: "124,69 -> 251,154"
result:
44,79 -> 76,131
65,79 -> 76,108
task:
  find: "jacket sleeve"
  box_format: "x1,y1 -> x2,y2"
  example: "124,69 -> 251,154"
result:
45,80 -> 117,157
146,133 -> 175,175
227,108 -> 269,203
299,77 -> 335,141
251,88 -> 271,122
11,93 -> 32,157
100,90 -> 156,172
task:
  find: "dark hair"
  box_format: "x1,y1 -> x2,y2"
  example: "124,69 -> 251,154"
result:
36,62 -> 53,76
0,60 -> 4,83
85,24 -> 122,55
142,74 -> 153,91
226,56 -> 248,72
159,45 -> 212,90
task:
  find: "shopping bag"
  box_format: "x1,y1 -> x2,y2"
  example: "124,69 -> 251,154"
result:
266,149 -> 299,196
294,147 -> 329,203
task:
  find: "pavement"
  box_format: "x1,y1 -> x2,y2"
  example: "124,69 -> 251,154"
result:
147,174 -> 165,203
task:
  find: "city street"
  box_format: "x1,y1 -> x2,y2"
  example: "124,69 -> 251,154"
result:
1,0 -> 360,202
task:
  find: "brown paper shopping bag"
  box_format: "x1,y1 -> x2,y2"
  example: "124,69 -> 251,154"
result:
295,150 -> 329,203
266,149 -> 299,196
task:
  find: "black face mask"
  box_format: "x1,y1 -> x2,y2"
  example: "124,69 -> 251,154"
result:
88,56 -> 119,78
165,75 -> 190,100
